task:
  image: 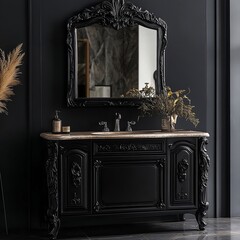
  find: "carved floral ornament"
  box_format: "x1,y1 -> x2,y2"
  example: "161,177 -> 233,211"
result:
97,143 -> 163,152
67,0 -> 167,71
178,158 -> 189,182
67,0 -> 167,34
72,192 -> 81,205
71,162 -> 82,188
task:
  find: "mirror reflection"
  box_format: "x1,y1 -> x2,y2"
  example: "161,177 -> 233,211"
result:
75,24 -> 157,98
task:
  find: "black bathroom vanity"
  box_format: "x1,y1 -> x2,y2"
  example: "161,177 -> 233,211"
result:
41,131 -> 210,239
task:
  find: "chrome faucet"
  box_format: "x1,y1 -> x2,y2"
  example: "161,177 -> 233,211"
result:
126,121 -> 136,131
99,121 -> 109,132
114,113 -> 121,131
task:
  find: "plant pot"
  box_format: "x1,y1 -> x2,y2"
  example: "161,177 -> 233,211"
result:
161,114 -> 178,131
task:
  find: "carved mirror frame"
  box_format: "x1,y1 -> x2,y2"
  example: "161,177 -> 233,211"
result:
67,0 -> 167,107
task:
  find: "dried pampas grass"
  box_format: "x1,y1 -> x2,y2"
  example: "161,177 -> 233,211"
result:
0,44 -> 24,114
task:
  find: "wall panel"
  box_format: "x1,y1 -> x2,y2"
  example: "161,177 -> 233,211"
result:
0,0 -> 214,230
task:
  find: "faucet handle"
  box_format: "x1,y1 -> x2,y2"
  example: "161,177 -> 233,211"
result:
115,112 -> 121,119
126,121 -> 136,132
99,121 -> 110,132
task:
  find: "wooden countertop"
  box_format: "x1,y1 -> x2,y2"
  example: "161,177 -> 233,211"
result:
40,130 -> 210,141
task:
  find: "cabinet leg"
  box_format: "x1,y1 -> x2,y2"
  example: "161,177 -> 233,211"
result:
47,211 -> 60,240
46,141 -> 60,239
195,201 -> 209,230
196,137 -> 210,231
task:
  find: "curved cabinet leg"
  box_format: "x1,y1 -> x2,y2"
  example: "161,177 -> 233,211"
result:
196,200 -> 209,230
47,210 -> 60,240
46,141 -> 60,240
196,137 -> 210,230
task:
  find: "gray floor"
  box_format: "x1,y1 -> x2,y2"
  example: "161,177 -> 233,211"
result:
2,218 -> 240,240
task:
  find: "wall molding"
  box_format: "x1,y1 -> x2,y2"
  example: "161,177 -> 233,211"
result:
215,0 -> 230,217
28,0 -> 44,229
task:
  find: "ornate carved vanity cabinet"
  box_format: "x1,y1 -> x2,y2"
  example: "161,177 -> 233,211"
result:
40,131 -> 210,239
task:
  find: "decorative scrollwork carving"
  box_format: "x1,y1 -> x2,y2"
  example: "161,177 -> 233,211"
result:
199,138 -> 210,192
177,192 -> 188,200
71,162 -> 82,188
157,159 -> 165,168
94,160 -> 102,169
157,201 -> 166,209
119,144 -> 137,151
67,0 -> 167,36
94,201 -> 101,212
97,143 -> 163,153
72,192 -> 81,205
178,159 -> 189,182
46,141 -> 60,240
196,137 -> 210,230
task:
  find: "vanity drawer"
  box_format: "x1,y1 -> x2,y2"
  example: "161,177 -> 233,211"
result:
93,139 -> 166,156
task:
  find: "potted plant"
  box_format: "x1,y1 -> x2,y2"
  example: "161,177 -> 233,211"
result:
125,84 -> 199,131
0,44 -> 24,114
0,44 -> 24,235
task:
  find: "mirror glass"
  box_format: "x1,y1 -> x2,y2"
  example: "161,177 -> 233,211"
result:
75,24 -> 157,98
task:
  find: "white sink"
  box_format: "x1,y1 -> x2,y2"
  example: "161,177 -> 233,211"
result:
91,131 -> 132,135
91,130 -> 162,135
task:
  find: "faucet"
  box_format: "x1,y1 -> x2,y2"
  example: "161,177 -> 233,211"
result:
114,113 -> 121,131
99,121 -> 109,132
126,121 -> 136,131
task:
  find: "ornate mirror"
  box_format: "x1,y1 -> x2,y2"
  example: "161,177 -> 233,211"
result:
67,0 -> 167,107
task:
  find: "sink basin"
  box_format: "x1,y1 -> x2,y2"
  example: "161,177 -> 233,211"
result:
91,131 -> 131,135
91,130 -> 162,135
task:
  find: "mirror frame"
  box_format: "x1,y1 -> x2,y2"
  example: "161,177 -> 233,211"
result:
67,0 -> 167,107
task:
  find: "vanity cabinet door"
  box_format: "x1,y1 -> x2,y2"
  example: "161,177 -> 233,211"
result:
168,139 -> 197,209
93,155 -> 166,213
59,143 -> 89,214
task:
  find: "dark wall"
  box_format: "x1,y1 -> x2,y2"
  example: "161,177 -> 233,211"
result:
38,0 -> 209,132
0,0 -> 215,231
0,0 -> 29,230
